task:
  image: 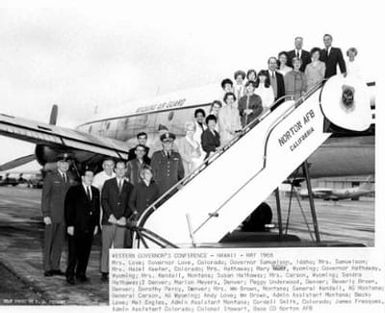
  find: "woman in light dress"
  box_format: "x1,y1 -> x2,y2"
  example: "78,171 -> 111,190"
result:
177,121 -> 202,175
343,47 -> 368,109
346,47 -> 361,78
304,47 -> 326,91
255,70 -> 275,112
277,51 -> 293,76
217,92 -> 242,145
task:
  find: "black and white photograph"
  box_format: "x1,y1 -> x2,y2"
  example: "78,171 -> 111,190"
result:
0,1 -> 383,311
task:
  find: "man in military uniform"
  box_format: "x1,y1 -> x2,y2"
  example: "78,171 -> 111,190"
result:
41,153 -> 75,277
151,132 -> 185,196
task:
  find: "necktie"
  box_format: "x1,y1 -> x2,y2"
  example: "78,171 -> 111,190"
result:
272,71 -> 275,79
62,173 -> 66,183
296,50 -> 299,58
118,179 -> 122,192
87,187 -> 91,201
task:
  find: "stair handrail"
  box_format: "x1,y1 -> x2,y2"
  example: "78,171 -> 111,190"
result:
190,79 -> 327,234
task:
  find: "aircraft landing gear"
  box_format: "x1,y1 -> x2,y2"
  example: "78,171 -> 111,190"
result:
284,160 -> 321,243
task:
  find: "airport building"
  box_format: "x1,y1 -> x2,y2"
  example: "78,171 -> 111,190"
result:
311,175 -> 374,190
280,175 -> 375,198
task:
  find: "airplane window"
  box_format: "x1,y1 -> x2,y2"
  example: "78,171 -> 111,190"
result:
88,125 -> 93,133
98,122 -> 104,135
124,118 -> 129,130
168,111 -> 174,121
106,121 -> 111,130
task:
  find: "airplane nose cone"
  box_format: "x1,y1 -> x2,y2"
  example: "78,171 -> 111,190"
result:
320,75 -> 372,132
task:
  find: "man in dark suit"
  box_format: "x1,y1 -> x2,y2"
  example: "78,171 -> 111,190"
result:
267,57 -> 285,111
65,168 -> 100,284
320,34 -> 346,79
286,36 -> 311,72
41,154 -> 75,277
127,132 -> 151,164
100,160 -> 133,282
126,144 -> 150,186
151,132 -> 185,195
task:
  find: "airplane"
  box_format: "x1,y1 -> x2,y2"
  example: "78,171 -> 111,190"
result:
0,74 -> 376,246
0,81 -> 375,178
298,177 -> 374,201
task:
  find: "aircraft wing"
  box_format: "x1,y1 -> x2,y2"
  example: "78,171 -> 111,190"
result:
0,113 -> 128,159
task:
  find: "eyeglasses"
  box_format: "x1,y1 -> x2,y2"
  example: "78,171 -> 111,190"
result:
136,149 -> 146,153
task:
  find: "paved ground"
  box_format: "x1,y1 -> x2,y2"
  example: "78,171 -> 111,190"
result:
0,262 -> 47,305
0,186 -> 375,305
266,193 -> 375,246
0,186 -> 108,305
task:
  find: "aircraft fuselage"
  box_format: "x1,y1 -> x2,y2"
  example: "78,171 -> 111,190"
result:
76,102 -> 375,179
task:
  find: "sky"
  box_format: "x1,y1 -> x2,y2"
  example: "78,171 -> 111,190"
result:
0,1 -> 382,172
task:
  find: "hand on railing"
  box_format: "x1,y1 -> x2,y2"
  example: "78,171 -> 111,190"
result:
127,219 -> 138,228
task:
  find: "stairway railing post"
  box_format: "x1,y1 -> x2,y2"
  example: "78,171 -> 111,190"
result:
274,188 -> 283,241
302,160 -> 321,243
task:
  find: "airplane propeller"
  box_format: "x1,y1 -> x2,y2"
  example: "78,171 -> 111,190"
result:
0,105 -> 58,172
0,154 -> 36,171
49,104 -> 58,125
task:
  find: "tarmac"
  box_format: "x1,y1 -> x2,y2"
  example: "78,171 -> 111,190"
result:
0,186 -> 375,305
0,186 -> 108,305
266,192 -> 375,246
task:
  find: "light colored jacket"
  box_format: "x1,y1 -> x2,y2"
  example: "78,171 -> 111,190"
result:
177,136 -> 202,175
218,104 -> 242,145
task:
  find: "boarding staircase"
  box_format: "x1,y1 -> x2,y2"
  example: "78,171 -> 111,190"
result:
133,76 -> 372,248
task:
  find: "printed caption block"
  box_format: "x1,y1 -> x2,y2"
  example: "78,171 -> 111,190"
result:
110,249 -> 384,313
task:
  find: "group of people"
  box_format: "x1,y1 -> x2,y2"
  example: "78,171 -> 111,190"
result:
200,34 -> 358,152
41,33 -> 359,285
220,34 -> 353,109
181,34 -> 358,171
41,131 -> 186,285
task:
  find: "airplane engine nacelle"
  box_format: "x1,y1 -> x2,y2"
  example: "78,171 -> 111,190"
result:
35,144 -> 102,174
321,75 -> 372,132
35,145 -> 63,165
